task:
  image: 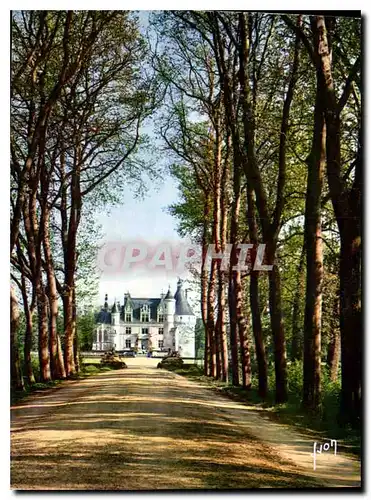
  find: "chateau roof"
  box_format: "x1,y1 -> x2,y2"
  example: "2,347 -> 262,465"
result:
174,280 -> 194,316
95,310 -> 111,324
96,283 -> 194,324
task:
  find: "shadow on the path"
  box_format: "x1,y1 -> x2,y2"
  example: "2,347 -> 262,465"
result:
10,368 -> 340,490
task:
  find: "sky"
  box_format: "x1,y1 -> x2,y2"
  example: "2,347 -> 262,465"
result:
95,178 -> 191,303
93,11 -> 203,312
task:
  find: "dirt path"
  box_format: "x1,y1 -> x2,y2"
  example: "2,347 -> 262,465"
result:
11,360 -> 361,490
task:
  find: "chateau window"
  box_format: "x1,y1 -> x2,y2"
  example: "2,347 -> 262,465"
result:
141,304 -> 150,322
158,340 -> 164,349
158,313 -> 164,322
104,329 -> 109,342
126,327 -> 131,335
142,328 -> 149,336
125,339 -> 131,348
125,312 -> 132,322
159,328 -> 164,335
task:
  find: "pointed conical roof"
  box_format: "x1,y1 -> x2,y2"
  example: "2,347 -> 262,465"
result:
164,286 -> 173,300
124,292 -> 134,309
174,279 -> 194,315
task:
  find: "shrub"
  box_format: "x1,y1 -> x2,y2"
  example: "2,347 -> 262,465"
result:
287,359 -> 303,394
158,356 -> 184,370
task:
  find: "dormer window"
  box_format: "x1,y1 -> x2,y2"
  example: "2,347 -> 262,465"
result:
125,312 -> 132,322
141,304 -> 150,322
157,306 -> 164,323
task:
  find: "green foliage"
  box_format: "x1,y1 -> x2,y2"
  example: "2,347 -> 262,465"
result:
287,360 -> 304,394
76,312 -> 96,351
194,318 -> 205,360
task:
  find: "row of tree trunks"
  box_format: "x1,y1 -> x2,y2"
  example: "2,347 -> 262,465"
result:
238,12 -> 302,403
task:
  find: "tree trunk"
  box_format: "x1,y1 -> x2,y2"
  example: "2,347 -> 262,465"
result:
219,151 -> 229,383
327,296 -> 340,382
247,188 -> 268,398
37,283 -> 51,382
217,268 -> 228,382
228,146 -> 242,387
339,227 -> 361,423
20,276 -> 36,385
43,211 -> 66,380
63,288 -> 76,377
266,243 -> 288,403
11,287 -> 24,391
303,85 -> 325,412
228,276 -> 239,386
201,200 -> 211,376
73,287 -> 79,372
291,241 -> 305,361
235,271 -> 251,389
207,260 -> 217,379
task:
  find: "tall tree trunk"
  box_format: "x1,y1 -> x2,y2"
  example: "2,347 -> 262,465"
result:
43,211 -> 66,379
20,275 -> 36,385
235,271 -> 251,389
266,243 -> 288,403
37,283 -> 51,382
60,148 -> 81,377
228,154 -> 242,387
201,200 -> 211,376
327,295 -> 340,382
291,241 -> 305,361
11,287 -> 24,391
207,261 -> 217,379
303,84 -> 325,411
247,188 -> 268,398
211,123 -> 223,379
228,276 -> 239,386
217,269 -> 228,382
73,287 -> 79,372
219,148 -> 229,383
63,287 -> 76,377
339,226 -> 361,422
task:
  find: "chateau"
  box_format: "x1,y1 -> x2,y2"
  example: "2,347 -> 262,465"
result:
93,279 -> 196,358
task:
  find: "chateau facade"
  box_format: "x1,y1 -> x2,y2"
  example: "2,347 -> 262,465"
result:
93,279 -> 196,358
